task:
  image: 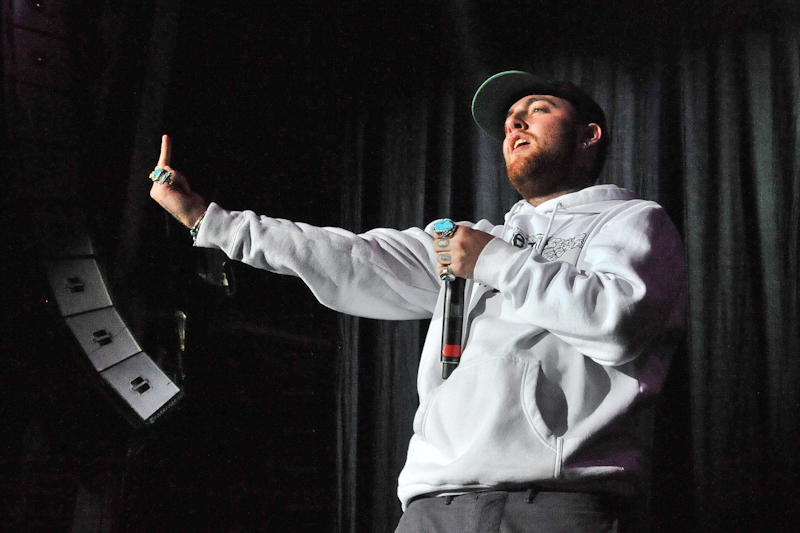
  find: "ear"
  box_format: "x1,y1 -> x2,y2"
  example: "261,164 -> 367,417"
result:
583,123 -> 602,147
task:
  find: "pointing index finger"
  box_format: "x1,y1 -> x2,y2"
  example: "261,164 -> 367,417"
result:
157,134 -> 171,168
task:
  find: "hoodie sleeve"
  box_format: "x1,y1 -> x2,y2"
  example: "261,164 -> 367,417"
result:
195,203 -> 442,320
472,202 -> 687,366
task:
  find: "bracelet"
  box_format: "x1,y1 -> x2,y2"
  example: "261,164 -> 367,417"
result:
189,210 -> 207,245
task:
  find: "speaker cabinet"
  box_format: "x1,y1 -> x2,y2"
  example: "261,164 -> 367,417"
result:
100,352 -> 182,422
44,258 -> 113,317
65,307 -> 142,371
40,210 -> 182,427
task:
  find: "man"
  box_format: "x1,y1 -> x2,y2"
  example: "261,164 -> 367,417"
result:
150,71 -> 686,532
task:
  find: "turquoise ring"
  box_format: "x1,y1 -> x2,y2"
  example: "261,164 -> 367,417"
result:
149,168 -> 174,185
433,218 -> 457,239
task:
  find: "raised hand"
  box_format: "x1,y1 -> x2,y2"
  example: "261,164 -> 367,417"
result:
149,134 -> 208,228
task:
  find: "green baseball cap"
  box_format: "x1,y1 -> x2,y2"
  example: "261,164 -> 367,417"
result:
471,70 -> 607,142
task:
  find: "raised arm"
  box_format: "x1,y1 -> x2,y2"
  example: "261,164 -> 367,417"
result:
148,135 -> 441,320
196,205 -> 441,319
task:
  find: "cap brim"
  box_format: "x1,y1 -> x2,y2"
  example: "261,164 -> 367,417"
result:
471,71 -> 560,142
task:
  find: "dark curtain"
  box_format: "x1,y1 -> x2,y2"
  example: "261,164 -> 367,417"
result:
334,13 -> 800,533
682,27 -> 800,532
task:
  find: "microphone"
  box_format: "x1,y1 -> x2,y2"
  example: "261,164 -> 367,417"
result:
441,277 -> 466,379
434,218 -> 465,379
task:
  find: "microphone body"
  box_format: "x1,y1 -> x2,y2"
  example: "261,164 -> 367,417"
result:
441,277 -> 466,379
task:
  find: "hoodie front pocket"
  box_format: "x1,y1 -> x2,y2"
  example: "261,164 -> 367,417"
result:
413,357 -> 562,483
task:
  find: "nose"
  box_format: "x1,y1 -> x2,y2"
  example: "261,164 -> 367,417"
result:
505,110 -> 527,135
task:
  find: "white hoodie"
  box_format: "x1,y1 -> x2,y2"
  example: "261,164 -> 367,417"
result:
195,184 -> 686,509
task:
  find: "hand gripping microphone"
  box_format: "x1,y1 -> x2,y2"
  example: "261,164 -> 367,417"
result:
434,219 -> 466,379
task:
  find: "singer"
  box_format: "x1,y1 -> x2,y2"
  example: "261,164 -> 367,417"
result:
149,71 -> 686,532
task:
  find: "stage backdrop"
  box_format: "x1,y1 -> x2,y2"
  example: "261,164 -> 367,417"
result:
334,7 -> 800,533
5,2 -> 796,532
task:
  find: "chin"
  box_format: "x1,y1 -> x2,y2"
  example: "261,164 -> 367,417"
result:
506,160 -> 572,200
507,172 -> 543,200
506,158 -> 542,188
506,154 -> 534,181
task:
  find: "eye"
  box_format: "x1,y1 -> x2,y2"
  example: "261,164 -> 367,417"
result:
531,107 -> 548,114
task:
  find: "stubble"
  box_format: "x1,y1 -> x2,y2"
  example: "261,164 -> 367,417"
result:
505,126 -> 583,201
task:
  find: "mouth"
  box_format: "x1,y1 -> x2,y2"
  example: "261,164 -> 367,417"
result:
508,135 -> 531,153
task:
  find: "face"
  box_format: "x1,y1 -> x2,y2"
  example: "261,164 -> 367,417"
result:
503,94 -> 584,201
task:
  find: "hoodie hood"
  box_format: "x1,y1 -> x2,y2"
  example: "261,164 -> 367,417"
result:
506,184 -> 640,220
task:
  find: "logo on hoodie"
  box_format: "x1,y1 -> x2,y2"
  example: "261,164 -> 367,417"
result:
511,230 -> 588,262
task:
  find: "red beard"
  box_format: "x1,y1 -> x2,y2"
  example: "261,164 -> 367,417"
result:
505,132 -> 580,200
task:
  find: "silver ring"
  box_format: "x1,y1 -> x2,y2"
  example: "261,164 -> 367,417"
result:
439,265 -> 456,282
149,168 -> 174,185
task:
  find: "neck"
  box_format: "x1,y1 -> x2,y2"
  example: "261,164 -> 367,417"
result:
526,186 -> 586,207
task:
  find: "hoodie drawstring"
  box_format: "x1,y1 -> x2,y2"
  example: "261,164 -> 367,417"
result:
537,201 -> 562,254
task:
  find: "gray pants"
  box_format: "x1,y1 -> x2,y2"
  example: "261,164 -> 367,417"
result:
395,489 -> 627,533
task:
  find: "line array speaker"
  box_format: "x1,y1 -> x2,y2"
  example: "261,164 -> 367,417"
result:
4,0 -> 182,427
39,208 -> 183,427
